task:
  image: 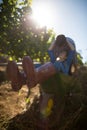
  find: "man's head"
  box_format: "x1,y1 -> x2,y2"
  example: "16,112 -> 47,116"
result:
55,34 -> 66,46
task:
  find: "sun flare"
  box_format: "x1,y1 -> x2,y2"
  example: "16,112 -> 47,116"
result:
31,3 -> 54,28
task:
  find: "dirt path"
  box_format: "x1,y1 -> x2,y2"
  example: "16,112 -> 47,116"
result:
0,66 -> 87,130
0,83 -> 39,130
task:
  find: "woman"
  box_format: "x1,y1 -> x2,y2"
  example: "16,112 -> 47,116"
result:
6,34 -> 77,91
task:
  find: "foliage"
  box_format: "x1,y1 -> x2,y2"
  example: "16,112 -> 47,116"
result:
84,61 -> 87,65
77,52 -> 83,65
0,0 -> 55,62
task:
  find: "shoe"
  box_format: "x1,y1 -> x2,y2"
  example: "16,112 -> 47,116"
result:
6,61 -> 26,91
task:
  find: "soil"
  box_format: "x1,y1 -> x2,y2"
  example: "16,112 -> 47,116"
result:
0,66 -> 87,130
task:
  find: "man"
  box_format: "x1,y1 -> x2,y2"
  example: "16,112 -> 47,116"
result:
6,34 -> 77,91
6,34 -> 77,126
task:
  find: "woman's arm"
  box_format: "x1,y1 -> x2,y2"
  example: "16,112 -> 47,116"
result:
48,40 -> 56,51
48,50 -> 56,63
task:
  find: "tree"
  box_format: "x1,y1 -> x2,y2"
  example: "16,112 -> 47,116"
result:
0,0 -> 55,62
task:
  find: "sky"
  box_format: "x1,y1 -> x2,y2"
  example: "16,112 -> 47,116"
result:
32,0 -> 87,63
0,0 -> 87,63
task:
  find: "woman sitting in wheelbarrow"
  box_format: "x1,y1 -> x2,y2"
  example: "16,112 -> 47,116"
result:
6,34 -> 77,91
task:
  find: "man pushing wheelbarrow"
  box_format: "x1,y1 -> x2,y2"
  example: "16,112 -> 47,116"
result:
6,34 -> 77,129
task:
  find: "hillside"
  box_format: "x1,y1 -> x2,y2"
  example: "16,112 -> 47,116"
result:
0,66 -> 87,130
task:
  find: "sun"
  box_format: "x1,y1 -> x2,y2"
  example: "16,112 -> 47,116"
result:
31,3 -> 54,28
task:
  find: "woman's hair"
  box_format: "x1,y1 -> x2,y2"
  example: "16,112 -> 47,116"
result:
55,34 -> 66,46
